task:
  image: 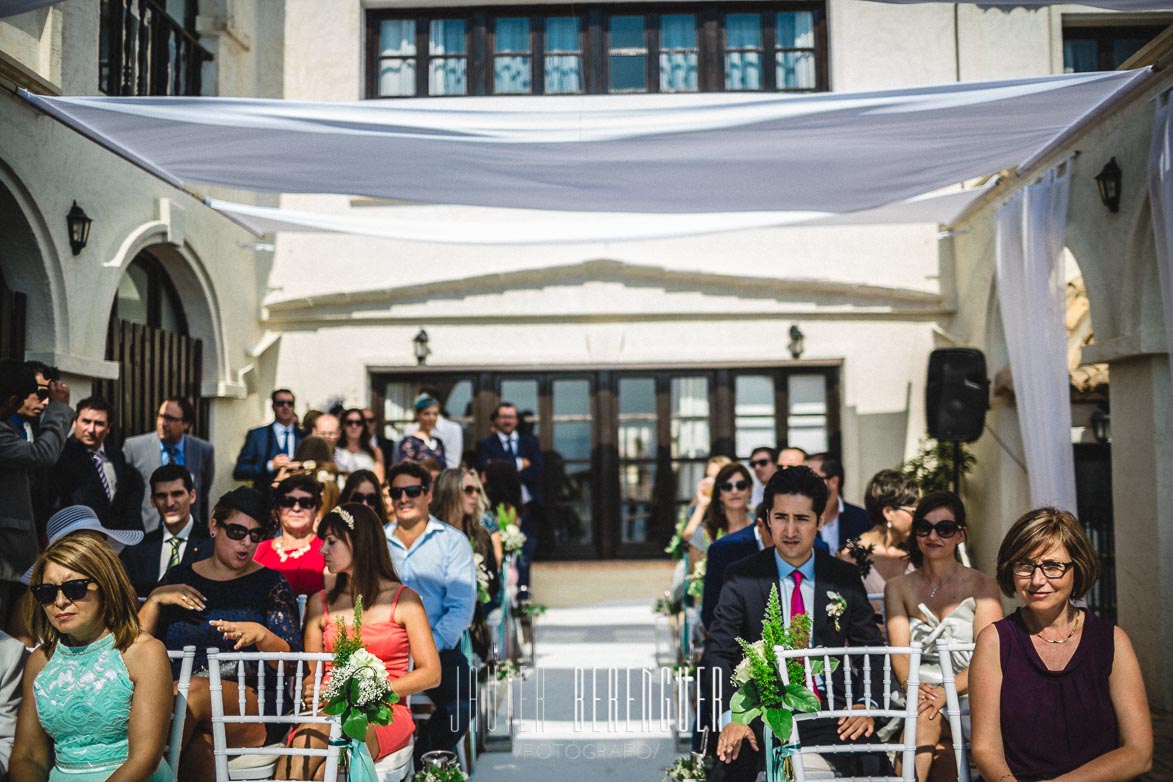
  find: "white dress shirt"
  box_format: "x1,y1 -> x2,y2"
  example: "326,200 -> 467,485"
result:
818,497 -> 846,550
158,516 -> 195,581
266,422 -> 298,471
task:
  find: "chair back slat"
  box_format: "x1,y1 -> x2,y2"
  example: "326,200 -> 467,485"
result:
936,640 -> 977,782
165,646 -> 197,773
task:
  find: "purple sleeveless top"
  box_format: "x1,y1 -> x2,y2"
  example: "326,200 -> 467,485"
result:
996,608 -> 1118,781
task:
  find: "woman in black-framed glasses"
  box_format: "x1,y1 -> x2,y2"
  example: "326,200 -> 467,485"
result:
884,491 -> 1002,782
138,487 -> 301,782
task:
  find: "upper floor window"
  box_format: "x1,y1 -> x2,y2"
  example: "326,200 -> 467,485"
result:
366,3 -> 827,98
1062,21 -> 1167,72
99,0 -> 213,96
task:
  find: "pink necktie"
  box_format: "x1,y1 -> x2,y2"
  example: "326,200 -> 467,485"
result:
790,570 -> 806,618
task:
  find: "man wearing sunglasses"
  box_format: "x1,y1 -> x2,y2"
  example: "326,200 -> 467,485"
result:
748,446 -> 779,507
384,461 -> 475,767
0,360 -> 72,627
233,388 -> 305,494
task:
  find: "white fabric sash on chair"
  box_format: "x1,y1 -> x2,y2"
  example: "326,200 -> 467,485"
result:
995,165 -> 1078,512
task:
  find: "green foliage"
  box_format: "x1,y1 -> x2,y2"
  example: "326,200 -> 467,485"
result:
900,437 -> 976,493
495,503 -> 519,530
331,595 -> 365,668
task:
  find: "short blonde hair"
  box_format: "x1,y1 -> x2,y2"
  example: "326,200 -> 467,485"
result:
995,507 -> 1101,600
25,535 -> 141,655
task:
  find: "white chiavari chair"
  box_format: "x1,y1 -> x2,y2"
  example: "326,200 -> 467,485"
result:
165,646 -> 197,773
768,643 -> 924,782
206,648 -> 339,782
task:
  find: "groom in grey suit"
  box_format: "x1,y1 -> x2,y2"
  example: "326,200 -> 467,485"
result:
123,396 -> 214,532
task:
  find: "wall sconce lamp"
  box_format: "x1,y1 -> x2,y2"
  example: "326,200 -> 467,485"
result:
1095,158 -> 1122,214
66,201 -> 92,255
788,324 -> 805,360
412,328 -> 431,366
1090,405 -> 1110,444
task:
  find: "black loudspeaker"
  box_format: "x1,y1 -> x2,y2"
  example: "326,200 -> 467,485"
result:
925,348 -> 990,443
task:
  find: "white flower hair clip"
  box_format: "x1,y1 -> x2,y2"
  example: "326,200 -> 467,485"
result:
336,508 -> 356,530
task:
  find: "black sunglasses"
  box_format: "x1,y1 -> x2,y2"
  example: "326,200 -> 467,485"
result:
344,419 -> 364,426
218,522 -> 267,543
351,492 -> 379,506
31,578 -> 96,605
35,387 -> 50,401
277,495 -> 320,510
719,479 -> 751,492
913,519 -> 961,539
273,399 -> 295,407
389,485 -> 425,500
461,485 -> 479,496
749,459 -> 772,468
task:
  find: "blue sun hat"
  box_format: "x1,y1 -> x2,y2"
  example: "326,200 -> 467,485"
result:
20,505 -> 144,584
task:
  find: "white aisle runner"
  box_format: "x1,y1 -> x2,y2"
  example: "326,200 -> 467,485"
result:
475,601 -> 682,780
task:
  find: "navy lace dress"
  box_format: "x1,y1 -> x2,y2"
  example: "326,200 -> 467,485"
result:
155,563 -> 302,681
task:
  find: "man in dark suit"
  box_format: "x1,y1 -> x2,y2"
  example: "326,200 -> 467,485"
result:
704,467 -> 886,781
53,396 -> 144,531
476,402 -> 543,590
123,396 -> 215,533
233,388 -> 304,493
119,464 -> 212,598
806,452 -> 872,551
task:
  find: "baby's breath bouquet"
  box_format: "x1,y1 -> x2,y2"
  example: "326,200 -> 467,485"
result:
474,552 -> 492,604
322,596 -> 399,742
496,504 -> 527,554
686,558 -> 706,600
729,585 -> 833,744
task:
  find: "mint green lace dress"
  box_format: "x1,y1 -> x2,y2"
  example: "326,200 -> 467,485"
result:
33,633 -> 174,782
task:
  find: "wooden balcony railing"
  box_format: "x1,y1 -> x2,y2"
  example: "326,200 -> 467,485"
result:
100,0 -> 213,97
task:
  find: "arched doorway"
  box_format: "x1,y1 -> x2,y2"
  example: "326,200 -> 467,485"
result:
95,250 -> 208,439
0,271 -> 26,360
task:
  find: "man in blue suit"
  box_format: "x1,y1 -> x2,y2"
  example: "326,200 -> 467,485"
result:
806,452 -> 872,551
476,402 -> 543,591
233,388 -> 304,493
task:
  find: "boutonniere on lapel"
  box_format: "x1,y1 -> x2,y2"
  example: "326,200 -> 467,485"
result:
825,591 -> 847,632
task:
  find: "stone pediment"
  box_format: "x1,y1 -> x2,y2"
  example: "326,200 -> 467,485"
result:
264,258 -> 945,324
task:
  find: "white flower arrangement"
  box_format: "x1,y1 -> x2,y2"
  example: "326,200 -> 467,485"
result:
496,504 -> 528,554
731,639 -> 766,687
321,597 -> 399,741
474,551 -> 492,604
825,591 -> 847,632
664,754 -> 708,781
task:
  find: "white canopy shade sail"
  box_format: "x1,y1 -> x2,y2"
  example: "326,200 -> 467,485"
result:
208,186 -> 991,244
22,69 -> 1149,217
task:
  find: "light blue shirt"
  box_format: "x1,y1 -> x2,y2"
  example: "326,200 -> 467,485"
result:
774,550 -> 816,626
385,515 -> 476,651
160,435 -> 186,466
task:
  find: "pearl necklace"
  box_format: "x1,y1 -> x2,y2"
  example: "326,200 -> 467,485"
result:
1036,609 -> 1081,644
273,538 -> 313,563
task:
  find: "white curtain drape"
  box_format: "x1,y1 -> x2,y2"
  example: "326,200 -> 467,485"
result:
995,166 -> 1078,512
1148,92 -> 1173,391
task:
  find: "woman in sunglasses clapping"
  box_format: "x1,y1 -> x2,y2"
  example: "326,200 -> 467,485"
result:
11,534 -> 175,782
883,491 -> 1002,782
138,487 -> 301,782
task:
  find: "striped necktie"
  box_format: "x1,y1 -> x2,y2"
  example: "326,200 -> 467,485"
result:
90,451 -> 113,500
167,536 -> 184,570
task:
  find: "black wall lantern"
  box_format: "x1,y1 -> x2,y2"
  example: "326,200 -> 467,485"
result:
412,328 -> 431,365
66,201 -> 92,255
1090,405 -> 1111,444
788,324 -> 805,360
1095,158 -> 1122,214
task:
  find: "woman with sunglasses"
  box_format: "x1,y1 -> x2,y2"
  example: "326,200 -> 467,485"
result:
884,491 -> 1001,782
254,474 -> 327,596
11,535 -> 174,782
139,487 -> 301,782
334,407 -> 385,483
969,508 -> 1151,782
340,469 -> 390,527
687,462 -> 754,566
395,396 -> 446,466
278,504 -> 440,779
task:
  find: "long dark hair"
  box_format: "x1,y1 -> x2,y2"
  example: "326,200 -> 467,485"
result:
318,503 -> 399,607
907,491 -> 967,568
338,407 -> 377,458
704,462 -> 753,541
340,469 -> 389,526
